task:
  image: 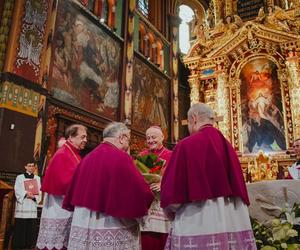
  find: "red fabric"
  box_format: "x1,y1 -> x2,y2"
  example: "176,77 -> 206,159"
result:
161,125 -> 250,209
141,232 -> 168,250
80,0 -> 88,6
139,147 -> 172,175
286,172 -> 293,179
41,141 -> 81,196
63,142 -> 154,219
24,179 -> 39,195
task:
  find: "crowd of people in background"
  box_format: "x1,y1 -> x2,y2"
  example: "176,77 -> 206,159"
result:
11,102 -> 300,249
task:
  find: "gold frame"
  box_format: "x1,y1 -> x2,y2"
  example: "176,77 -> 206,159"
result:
183,16 -> 300,177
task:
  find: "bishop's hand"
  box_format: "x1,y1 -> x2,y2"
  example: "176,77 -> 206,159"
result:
150,182 -> 161,192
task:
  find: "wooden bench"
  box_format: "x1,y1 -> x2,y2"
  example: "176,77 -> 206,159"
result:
0,180 -> 15,250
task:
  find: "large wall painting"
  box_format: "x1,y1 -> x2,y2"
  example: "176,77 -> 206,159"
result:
49,0 -> 120,119
240,58 -> 286,153
132,58 -> 170,138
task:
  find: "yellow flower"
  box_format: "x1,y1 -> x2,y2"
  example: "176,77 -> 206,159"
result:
271,219 -> 280,227
272,227 -> 286,241
286,229 -> 298,238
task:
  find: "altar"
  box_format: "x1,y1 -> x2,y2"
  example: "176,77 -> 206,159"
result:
183,1 -> 300,178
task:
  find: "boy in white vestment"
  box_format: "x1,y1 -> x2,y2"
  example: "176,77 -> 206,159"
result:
12,162 -> 41,249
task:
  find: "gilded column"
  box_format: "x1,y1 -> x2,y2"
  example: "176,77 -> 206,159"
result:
286,57 -> 300,139
216,71 -> 231,140
225,0 -> 233,17
229,78 -> 242,151
124,0 -> 135,125
277,67 -> 294,147
213,0 -> 222,24
188,75 -> 200,106
169,14 -> 181,143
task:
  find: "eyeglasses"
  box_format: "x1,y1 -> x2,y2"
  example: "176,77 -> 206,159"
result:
121,134 -> 131,141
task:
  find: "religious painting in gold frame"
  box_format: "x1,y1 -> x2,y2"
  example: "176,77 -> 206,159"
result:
240,57 -> 286,153
49,0 -> 121,120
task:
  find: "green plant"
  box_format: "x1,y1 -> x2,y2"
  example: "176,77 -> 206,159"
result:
134,153 -> 165,174
251,203 -> 300,249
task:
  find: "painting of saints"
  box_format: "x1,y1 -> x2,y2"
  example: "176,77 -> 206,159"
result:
240,58 -> 286,153
49,0 -> 120,120
132,58 -> 170,138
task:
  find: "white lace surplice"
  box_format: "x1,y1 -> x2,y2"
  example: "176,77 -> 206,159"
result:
140,198 -> 171,233
36,194 -> 73,249
68,206 -> 141,250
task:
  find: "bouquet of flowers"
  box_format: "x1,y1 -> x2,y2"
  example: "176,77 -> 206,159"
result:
134,153 -> 166,184
251,202 -> 300,249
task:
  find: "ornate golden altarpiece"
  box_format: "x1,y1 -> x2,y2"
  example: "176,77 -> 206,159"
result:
183,5 -> 300,182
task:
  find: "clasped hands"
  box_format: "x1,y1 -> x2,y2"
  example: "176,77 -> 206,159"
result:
26,192 -> 35,199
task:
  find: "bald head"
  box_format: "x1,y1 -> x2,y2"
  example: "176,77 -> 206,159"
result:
187,103 -> 215,134
146,126 -> 164,150
188,103 -> 215,120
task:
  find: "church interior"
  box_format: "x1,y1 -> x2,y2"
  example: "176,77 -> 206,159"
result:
0,0 -> 300,248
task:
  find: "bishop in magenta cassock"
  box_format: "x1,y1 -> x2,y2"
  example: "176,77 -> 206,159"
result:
36,124 -> 87,250
139,126 -> 172,250
63,122 -> 154,249
161,103 -> 257,250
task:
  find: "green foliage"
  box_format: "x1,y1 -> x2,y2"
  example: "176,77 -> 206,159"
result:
133,153 -> 166,175
252,203 -> 300,250
136,153 -> 165,169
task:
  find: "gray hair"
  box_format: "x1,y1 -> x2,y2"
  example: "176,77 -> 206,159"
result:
188,103 -> 215,120
103,122 -> 129,138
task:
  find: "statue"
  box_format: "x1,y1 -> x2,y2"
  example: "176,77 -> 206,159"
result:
191,9 -> 212,48
256,5 -> 294,32
204,8 -> 214,29
191,9 -> 202,39
211,14 -> 243,47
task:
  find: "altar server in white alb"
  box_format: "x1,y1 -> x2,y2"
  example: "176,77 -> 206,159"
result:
12,162 -> 42,250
